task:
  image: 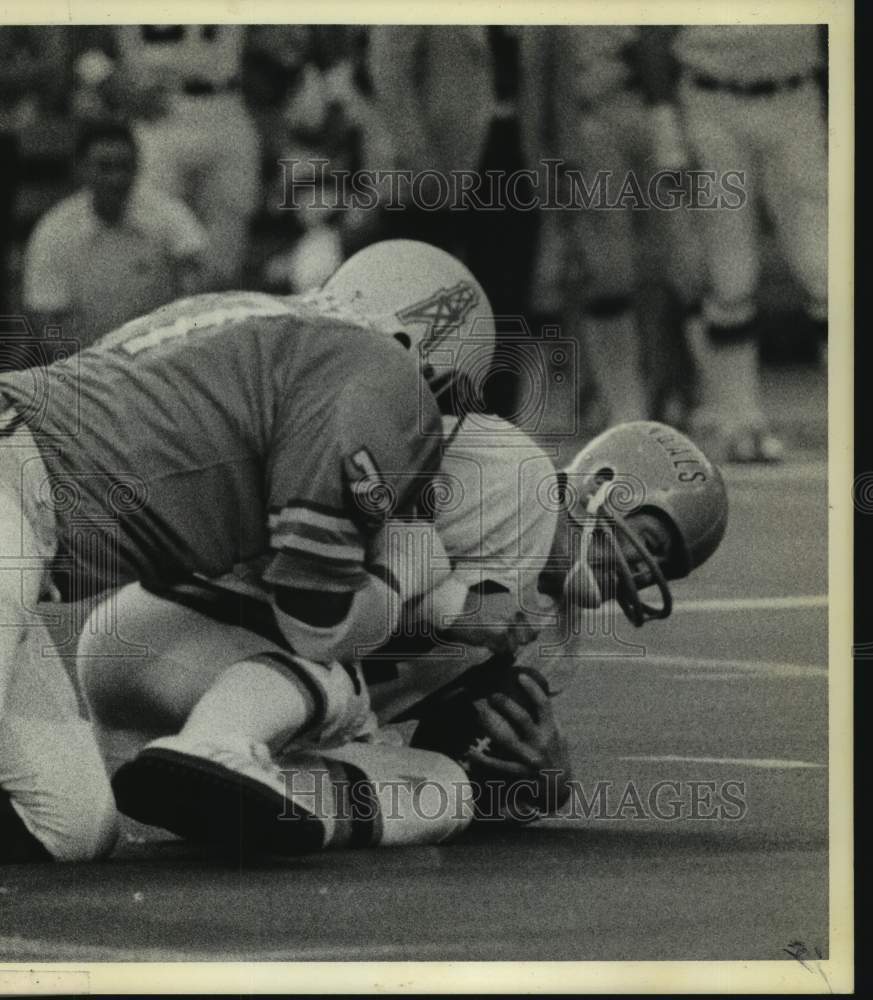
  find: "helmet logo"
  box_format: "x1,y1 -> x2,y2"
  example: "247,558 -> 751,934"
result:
646,425 -> 708,482
396,282 -> 479,356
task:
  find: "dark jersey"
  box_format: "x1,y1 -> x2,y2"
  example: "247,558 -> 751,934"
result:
0,292 -> 443,594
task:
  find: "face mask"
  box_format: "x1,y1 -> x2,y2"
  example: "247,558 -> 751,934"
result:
568,481 -> 673,628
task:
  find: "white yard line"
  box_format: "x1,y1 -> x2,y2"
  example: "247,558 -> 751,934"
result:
639,654 -> 826,678
671,594 -> 828,614
723,461 -> 826,485
555,654 -> 826,679
618,755 -> 825,770
544,654 -> 826,685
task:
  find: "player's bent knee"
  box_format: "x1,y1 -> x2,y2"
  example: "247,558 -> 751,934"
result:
0,717 -> 118,861
280,743 -> 475,849
76,587 -> 229,733
47,769 -> 118,862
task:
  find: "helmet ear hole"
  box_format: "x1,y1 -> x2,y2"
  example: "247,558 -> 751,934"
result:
393,332 -> 412,350
594,466 -> 614,485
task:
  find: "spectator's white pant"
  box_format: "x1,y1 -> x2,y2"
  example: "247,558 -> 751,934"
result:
677,76 -> 827,317
0,414 -> 117,860
559,89 -> 701,303
134,92 -> 262,287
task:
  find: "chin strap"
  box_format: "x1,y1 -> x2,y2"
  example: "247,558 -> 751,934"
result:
574,481 -> 673,628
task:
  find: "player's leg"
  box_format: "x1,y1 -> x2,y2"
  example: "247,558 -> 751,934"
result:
567,106 -> 648,424
77,583 -> 234,776
191,94 -> 262,289
0,419 -> 58,715
78,582 -> 333,764
0,429 -> 117,861
677,83 -> 780,462
79,582 -> 375,852
274,741 -> 475,851
0,623 -> 117,861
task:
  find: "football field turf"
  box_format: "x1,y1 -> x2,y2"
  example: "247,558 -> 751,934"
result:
0,451 -> 830,964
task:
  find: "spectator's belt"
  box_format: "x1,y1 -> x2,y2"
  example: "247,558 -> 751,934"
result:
691,71 -> 812,97
182,77 -> 240,97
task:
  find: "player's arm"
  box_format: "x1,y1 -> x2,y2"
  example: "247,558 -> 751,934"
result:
272,577 -> 465,666
269,471 -> 472,664
269,557 -> 438,666
426,582 -> 541,659
265,357 -> 459,664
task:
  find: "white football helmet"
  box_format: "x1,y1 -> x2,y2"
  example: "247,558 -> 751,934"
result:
320,240 -> 496,411
559,422 -> 728,626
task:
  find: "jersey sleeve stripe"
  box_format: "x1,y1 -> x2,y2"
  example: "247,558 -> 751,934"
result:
268,507 -> 360,541
268,499 -> 353,521
269,532 -> 366,565
263,550 -> 369,591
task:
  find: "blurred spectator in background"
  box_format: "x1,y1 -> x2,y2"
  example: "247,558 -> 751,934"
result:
0,27 -> 68,317
670,24 -> 827,463
104,25 -> 260,289
519,26 -> 701,430
22,121 -> 207,348
368,26 -> 539,417
252,25 -> 386,294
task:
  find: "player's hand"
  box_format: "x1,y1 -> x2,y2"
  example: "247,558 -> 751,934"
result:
467,671 -> 573,818
435,588 -> 540,657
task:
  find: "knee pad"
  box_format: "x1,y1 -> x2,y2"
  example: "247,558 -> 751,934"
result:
0,716 -> 118,861
278,742 -> 475,849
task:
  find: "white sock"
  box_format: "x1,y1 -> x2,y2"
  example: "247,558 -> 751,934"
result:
180,655 -> 316,749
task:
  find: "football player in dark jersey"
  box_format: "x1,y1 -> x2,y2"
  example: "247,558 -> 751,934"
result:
0,240 -> 533,860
